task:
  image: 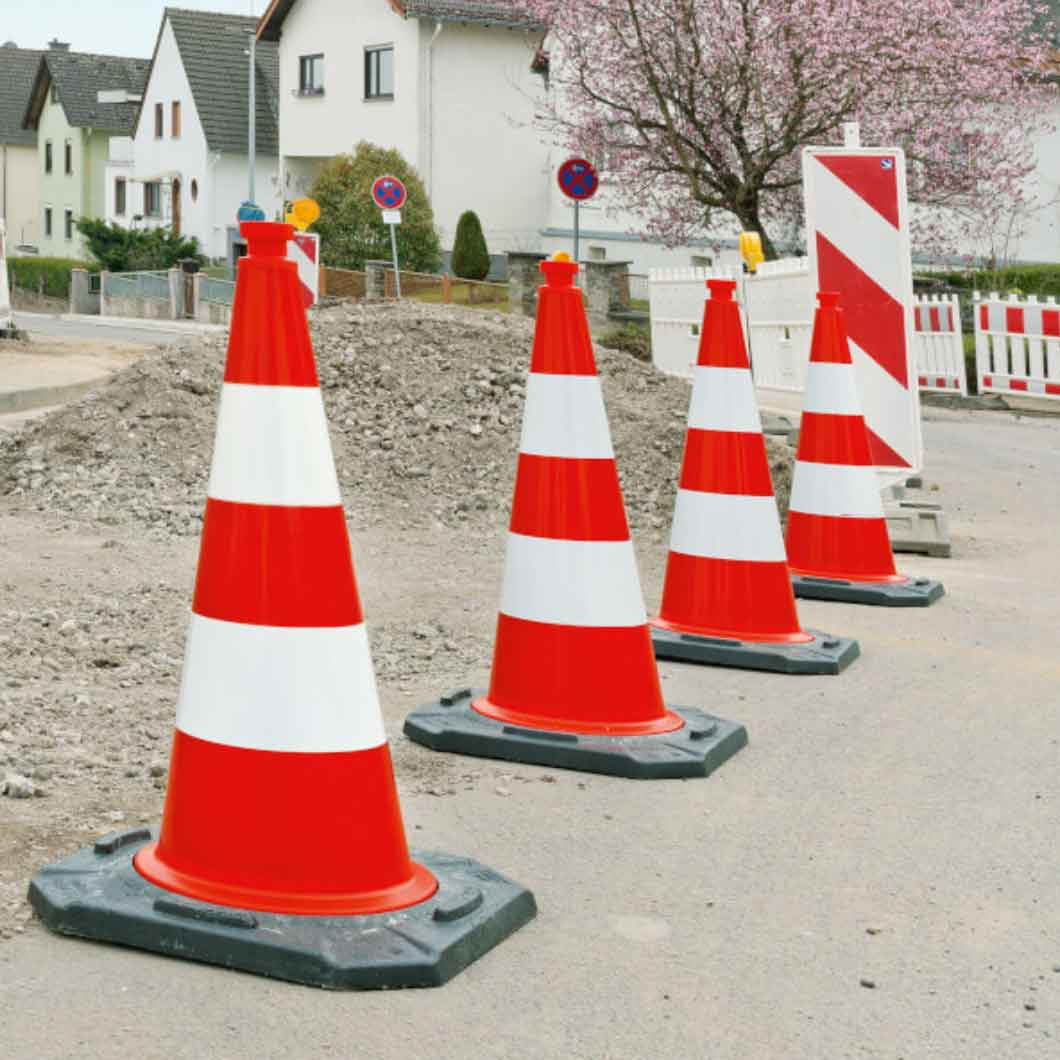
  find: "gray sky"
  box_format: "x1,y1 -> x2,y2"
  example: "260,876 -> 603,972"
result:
3,0 -> 270,56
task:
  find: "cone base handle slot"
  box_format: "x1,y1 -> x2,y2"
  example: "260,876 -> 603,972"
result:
29,828 -> 536,990
650,625 -> 860,676
792,574 -> 945,607
404,690 -> 747,780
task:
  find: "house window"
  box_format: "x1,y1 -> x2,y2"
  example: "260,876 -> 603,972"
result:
44,141 -> 53,174
154,102 -> 164,138
190,178 -> 199,202
64,209 -> 74,241
144,181 -> 162,217
365,46 -> 393,99
64,140 -> 72,175
172,100 -> 181,138
299,54 -> 324,95
588,246 -> 607,262
44,207 -> 53,237
115,177 -> 127,216
49,83 -> 58,104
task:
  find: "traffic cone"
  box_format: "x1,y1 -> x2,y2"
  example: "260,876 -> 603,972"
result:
650,279 -> 859,673
786,291 -> 944,606
28,222 -> 535,989
405,254 -> 747,779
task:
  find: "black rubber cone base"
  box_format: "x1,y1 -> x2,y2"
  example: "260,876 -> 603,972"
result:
792,574 -> 945,607
28,827 -> 536,990
404,689 -> 747,780
651,625 -> 860,675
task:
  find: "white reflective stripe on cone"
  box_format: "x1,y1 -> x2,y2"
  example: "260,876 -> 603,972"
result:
789,462 -> 884,519
669,489 -> 786,562
687,366 -> 761,433
519,373 -> 614,459
208,383 -> 342,506
500,532 -> 647,627
803,363 -> 863,416
176,615 -> 385,753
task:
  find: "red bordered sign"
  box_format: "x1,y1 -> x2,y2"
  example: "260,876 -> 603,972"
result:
371,175 -> 407,210
557,158 -> 598,201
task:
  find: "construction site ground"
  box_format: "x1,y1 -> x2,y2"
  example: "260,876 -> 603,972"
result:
1,303 -> 1058,1059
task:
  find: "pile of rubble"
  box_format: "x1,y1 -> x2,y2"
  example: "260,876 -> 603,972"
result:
0,300 -> 793,538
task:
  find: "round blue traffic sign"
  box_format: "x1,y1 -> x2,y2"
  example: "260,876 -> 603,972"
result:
237,200 -> 266,222
557,158 -> 598,201
371,175 -> 407,210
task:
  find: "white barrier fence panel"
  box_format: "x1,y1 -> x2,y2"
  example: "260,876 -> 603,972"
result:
913,294 -> 967,396
974,291 -> 1060,400
648,266 -> 733,378
743,258 -> 813,411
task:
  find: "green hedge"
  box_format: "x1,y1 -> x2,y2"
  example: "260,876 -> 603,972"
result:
8,256 -> 99,298
918,264 -> 1060,298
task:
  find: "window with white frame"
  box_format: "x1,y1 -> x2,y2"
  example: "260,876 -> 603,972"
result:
64,208 -> 74,241
144,181 -> 162,218
114,177 -> 127,216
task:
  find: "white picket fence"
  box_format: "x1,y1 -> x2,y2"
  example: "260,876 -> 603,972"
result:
647,266 -> 734,378
913,294 -> 967,396
649,263 -> 968,401
974,291 -> 1060,401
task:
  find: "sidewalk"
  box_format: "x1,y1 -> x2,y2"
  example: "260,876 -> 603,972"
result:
59,313 -> 227,335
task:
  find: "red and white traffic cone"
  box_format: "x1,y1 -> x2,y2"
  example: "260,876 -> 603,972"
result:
405,254 -> 747,778
650,279 -> 858,673
786,291 -> 944,606
28,222 -> 535,989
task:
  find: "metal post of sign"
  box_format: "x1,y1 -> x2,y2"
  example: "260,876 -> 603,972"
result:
389,223 -> 402,298
573,201 -> 580,265
248,33 -> 256,204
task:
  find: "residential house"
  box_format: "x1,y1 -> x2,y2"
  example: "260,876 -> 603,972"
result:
124,8 -> 282,262
258,0 -> 731,276
0,43 -> 43,251
22,42 -> 149,259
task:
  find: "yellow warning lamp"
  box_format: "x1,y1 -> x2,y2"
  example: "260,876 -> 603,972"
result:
551,251 -> 572,262
286,198 -> 321,232
739,231 -> 765,273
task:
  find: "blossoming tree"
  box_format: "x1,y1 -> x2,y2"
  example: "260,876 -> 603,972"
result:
526,0 -> 1057,258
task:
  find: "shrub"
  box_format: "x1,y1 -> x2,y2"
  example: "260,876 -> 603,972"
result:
7,256 -> 98,298
309,142 -> 441,273
916,264 -> 1060,299
600,322 -> 652,362
76,218 -> 203,272
451,211 -> 490,280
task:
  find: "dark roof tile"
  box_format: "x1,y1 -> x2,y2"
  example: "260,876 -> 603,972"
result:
0,45 -> 43,146
164,8 -> 279,156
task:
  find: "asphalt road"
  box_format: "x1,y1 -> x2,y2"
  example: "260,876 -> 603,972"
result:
1,405 -> 1058,1059
13,310 -> 206,347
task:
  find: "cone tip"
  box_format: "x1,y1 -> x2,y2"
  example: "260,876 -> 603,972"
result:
818,291 -> 841,309
241,221 -> 295,259
540,253 -> 579,287
707,278 -> 737,300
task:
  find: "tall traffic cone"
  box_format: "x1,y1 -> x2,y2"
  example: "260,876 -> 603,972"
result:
29,222 -> 535,989
786,291 -> 944,606
405,254 -> 747,779
650,279 -> 859,673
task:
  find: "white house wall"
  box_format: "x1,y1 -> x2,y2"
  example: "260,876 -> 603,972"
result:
278,0 -> 421,168
131,19 -> 211,250
426,22 -> 550,253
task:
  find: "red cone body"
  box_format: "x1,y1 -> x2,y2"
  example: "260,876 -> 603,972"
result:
653,279 -> 811,642
785,291 -> 902,583
473,257 -> 681,735
134,222 -> 436,915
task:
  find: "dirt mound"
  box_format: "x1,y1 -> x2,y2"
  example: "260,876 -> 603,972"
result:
0,300 -> 793,536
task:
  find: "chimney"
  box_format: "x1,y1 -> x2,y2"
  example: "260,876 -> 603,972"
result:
48,39 -> 71,51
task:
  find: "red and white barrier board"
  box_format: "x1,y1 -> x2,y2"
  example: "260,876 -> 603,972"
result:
975,292 -> 1060,400
914,294 -> 967,396
288,232 -> 320,308
803,148 -> 923,482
